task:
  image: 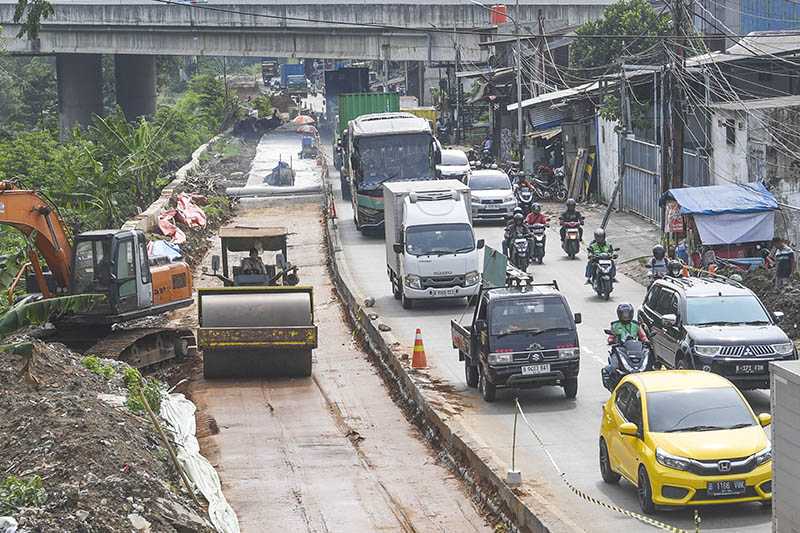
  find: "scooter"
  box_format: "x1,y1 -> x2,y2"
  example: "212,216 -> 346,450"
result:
601,337 -> 653,392
590,251 -> 618,300
516,186 -> 535,217
511,237 -> 531,271
561,220 -> 582,259
530,223 -> 547,264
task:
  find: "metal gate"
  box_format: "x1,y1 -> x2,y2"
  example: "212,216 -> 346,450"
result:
621,139 -> 710,223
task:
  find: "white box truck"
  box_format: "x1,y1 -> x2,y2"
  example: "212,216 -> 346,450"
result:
383,180 -> 483,309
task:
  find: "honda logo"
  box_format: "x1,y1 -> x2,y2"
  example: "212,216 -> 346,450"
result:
718,460 -> 732,473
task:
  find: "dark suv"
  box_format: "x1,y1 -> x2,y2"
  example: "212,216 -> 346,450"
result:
637,276 -> 797,389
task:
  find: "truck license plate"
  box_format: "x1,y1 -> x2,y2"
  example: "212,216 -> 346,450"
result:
521,364 -> 550,375
707,479 -> 746,497
431,288 -> 457,297
735,364 -> 766,374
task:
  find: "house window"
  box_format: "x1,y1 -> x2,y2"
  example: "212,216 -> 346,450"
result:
725,119 -> 736,146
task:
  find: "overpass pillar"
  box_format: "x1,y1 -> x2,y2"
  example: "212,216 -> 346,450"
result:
56,54 -> 103,137
115,55 -> 157,121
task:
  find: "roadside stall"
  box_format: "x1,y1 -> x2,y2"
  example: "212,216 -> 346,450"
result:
659,182 -> 779,270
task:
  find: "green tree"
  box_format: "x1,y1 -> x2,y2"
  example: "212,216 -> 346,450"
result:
569,0 -> 671,79
12,0 -> 54,40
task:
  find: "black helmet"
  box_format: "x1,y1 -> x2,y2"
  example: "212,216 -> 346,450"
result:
566,198 -> 576,211
653,244 -> 666,260
593,228 -> 606,244
514,212 -> 524,224
667,260 -> 683,277
617,303 -> 634,323
532,203 -> 541,214
513,206 -> 524,217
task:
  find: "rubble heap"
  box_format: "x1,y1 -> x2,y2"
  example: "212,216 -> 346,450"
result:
0,340 -> 215,533
739,269 -> 800,340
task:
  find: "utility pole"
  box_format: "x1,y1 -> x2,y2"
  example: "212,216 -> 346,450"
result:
515,0 -> 524,166
537,9 -> 545,95
455,44 -> 462,145
670,0 -> 687,189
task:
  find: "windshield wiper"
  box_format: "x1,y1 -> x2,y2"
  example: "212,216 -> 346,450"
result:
455,246 -> 475,253
665,425 -> 725,433
695,321 -> 736,327
725,423 -> 754,430
423,250 -> 456,256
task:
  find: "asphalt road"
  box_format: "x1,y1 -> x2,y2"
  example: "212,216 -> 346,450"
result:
325,166 -> 773,532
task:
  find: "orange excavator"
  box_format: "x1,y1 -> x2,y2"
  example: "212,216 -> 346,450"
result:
0,182 -> 196,367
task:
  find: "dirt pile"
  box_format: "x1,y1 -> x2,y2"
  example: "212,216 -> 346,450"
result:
739,269 -> 800,339
0,340 -> 215,533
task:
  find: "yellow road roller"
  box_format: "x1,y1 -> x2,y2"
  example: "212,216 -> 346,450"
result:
198,227 -> 317,378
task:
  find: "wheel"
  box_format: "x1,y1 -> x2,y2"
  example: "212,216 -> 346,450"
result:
676,355 -> 693,370
563,377 -> 578,399
465,361 -> 479,388
391,278 -> 401,300
603,290 -> 611,301
297,349 -> 313,377
401,292 -> 414,309
556,188 -> 568,202
637,465 -> 656,515
568,252 -> 576,260
479,366 -> 496,402
599,438 -> 621,484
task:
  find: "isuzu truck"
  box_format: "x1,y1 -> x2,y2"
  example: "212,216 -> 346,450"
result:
383,180 -> 483,309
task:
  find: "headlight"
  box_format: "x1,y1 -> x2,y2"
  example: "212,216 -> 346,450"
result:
465,270 -> 480,286
694,345 -> 721,357
405,274 -> 422,289
470,196 -> 480,204
558,347 -> 580,359
488,352 -> 513,365
754,445 -> 772,466
656,448 -> 692,472
504,195 -> 517,205
771,342 -> 794,355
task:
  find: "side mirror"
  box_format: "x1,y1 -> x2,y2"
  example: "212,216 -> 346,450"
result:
393,243 -> 404,254
773,311 -> 785,323
574,313 -> 582,324
758,413 -> 772,427
604,328 -> 613,335
662,313 -> 677,327
619,422 -> 639,438
614,247 -> 621,251
476,239 -> 485,250
211,255 -> 221,273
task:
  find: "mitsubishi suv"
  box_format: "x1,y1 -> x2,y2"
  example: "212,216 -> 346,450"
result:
637,276 -> 797,389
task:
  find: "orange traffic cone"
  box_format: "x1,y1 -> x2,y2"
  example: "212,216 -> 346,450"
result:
412,328 -> 428,369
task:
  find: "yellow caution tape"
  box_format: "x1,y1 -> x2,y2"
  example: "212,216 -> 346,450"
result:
513,399 -> 698,533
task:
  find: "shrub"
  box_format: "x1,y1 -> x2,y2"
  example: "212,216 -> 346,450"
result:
81,355 -> 115,379
0,475 -> 46,515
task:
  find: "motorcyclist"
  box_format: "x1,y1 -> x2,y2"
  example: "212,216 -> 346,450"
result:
503,208 -> 530,257
607,303 -> 649,345
666,259 -> 683,278
646,244 -> 668,280
585,228 -> 616,284
525,203 -> 548,226
558,198 -> 584,243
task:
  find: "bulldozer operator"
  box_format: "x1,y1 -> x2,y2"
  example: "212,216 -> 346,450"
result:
240,248 -> 266,275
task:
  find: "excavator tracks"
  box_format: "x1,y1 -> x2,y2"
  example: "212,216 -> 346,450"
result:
52,327 -> 196,371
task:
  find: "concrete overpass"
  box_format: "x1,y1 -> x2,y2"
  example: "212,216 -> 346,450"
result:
0,0 -> 612,130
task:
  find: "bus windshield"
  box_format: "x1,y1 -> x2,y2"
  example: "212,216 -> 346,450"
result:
354,133 -> 433,190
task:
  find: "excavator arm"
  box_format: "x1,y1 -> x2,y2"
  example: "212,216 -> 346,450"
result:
0,183 -> 73,293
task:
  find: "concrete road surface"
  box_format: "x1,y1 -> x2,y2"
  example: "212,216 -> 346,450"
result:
326,160 -> 773,532
188,167 -> 492,532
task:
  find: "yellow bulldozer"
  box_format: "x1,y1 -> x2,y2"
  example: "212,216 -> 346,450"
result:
198,226 -> 317,378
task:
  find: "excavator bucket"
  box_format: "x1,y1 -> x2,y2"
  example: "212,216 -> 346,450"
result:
197,286 -> 317,378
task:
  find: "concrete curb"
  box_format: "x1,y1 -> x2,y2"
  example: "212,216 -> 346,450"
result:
121,132 -> 225,233
321,189 -> 574,533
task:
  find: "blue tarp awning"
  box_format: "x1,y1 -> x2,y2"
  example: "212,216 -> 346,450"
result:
659,182 -> 778,215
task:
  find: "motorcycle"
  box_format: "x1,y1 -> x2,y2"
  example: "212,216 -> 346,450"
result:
515,186 -> 534,216
601,337 -> 653,392
531,176 -> 568,202
530,223 -> 547,264
510,237 -> 531,271
561,220 -> 582,259
590,251 -> 618,300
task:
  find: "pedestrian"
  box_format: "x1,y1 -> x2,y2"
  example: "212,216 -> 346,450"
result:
771,237 -> 795,288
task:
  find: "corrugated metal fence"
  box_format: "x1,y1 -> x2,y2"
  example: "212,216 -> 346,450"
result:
621,139 -> 710,223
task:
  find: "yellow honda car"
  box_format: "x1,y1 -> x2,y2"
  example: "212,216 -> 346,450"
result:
599,370 -> 772,514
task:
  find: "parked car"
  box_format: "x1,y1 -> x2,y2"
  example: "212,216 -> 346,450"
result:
599,370 -> 772,514
467,169 -> 516,223
436,149 -> 471,183
637,275 -> 796,389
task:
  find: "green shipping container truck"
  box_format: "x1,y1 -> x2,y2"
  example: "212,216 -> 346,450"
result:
336,92 -> 400,137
